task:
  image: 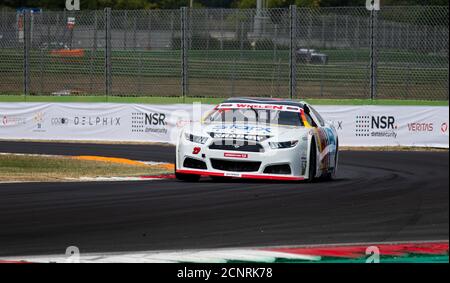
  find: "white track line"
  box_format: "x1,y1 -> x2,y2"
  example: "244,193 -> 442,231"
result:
0,249 -> 319,263
1,240 -> 445,263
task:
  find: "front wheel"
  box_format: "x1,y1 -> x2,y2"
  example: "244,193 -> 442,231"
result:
175,172 -> 200,182
174,159 -> 200,182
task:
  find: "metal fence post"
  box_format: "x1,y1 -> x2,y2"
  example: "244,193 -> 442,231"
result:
220,9 -> 224,51
181,7 -> 189,100
124,10 -> 128,50
23,10 -> 31,98
105,8 -> 112,99
240,22 -> 244,60
133,16 -> 137,51
321,17 -> 326,49
38,12 -> 44,95
93,11 -> 98,52
273,24 -> 278,63
169,10 -> 175,48
289,5 -> 297,99
90,11 -> 97,93
205,9 -> 210,57
147,10 -> 152,49
369,9 -> 378,100
333,14 -> 337,48
138,50 -> 143,94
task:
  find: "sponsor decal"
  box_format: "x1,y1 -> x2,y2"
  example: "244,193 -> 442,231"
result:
211,124 -> 272,134
33,112 -> 46,132
217,103 -> 300,113
131,112 -> 167,134
224,172 -> 242,178
210,132 -> 269,142
407,122 -> 433,132
51,117 -> 70,126
355,115 -> 398,139
329,120 -> 343,130
224,153 -> 248,158
176,119 -> 191,129
1,115 -> 26,127
192,147 -> 201,155
73,116 -> 121,127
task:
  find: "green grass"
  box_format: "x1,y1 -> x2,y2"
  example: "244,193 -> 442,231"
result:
1,48 -> 448,100
0,95 -> 447,106
0,154 -> 170,182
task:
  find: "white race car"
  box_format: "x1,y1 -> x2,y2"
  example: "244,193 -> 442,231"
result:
175,98 -> 339,182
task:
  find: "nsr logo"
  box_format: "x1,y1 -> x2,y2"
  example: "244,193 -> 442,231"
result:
371,116 -> 397,129
145,113 -> 167,126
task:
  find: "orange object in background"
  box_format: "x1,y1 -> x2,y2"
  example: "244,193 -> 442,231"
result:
50,49 -> 85,57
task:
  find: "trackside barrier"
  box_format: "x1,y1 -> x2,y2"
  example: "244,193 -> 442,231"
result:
0,103 -> 448,148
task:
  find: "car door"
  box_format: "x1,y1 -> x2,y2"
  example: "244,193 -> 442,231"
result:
304,104 -> 337,172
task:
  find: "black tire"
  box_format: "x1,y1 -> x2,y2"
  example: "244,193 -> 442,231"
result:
322,140 -> 339,181
306,139 -> 317,183
175,172 -> 200,182
175,160 -> 200,182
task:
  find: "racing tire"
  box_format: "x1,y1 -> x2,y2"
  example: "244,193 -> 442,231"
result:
322,140 -> 339,181
175,172 -> 201,182
305,139 -> 317,183
174,160 -> 200,182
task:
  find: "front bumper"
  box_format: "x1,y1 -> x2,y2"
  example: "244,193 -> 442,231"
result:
176,169 -> 305,181
176,137 -> 308,181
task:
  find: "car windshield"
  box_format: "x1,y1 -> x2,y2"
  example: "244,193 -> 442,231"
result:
205,108 -> 304,127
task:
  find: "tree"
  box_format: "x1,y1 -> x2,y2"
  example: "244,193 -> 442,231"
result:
0,0 -> 447,10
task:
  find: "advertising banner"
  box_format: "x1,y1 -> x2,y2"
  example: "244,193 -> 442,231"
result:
0,103 -> 448,148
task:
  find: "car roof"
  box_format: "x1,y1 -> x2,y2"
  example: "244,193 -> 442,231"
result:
223,97 -> 306,108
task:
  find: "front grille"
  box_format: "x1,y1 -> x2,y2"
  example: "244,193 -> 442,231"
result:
263,164 -> 292,175
209,141 -> 264,153
183,158 -> 207,170
211,159 -> 261,172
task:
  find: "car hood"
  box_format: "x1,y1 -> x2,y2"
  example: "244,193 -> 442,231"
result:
185,123 -> 310,141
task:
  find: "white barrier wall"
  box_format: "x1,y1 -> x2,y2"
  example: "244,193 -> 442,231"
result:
0,103 -> 448,148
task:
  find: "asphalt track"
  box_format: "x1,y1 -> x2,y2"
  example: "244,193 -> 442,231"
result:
0,141 -> 448,257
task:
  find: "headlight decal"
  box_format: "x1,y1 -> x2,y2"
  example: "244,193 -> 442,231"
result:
185,133 -> 209,144
268,140 -> 299,149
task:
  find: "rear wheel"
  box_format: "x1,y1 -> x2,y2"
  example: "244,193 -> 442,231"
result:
322,140 -> 339,181
306,139 -> 317,183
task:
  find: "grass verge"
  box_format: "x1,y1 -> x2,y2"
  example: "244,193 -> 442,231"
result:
0,154 -> 171,182
0,95 -> 448,106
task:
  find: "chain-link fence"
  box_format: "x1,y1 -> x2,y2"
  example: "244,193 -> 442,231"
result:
0,6 -> 448,100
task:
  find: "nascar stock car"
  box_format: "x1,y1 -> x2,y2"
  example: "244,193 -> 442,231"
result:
175,98 -> 339,182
